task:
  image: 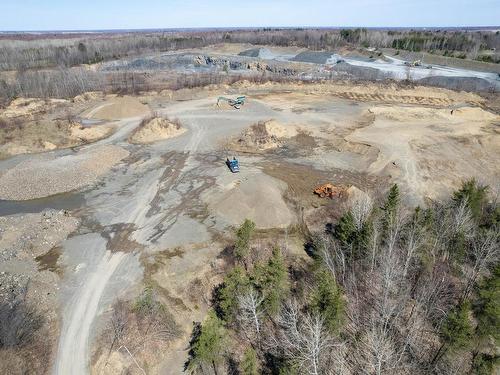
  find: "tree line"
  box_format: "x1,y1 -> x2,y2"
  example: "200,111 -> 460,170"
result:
1,29 -> 498,72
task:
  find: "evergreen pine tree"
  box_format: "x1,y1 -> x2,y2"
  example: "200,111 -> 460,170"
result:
188,310 -> 227,375
310,268 -> 345,333
235,219 -> 256,262
252,248 -> 290,316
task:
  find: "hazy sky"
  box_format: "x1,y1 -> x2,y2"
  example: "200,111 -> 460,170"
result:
1,0 -> 499,31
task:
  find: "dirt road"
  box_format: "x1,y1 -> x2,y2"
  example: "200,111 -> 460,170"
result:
53,101 -> 213,375
54,251 -> 126,375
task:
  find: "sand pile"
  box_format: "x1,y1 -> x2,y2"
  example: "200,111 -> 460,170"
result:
86,96 -> 150,120
204,169 -> 293,229
0,145 -> 129,200
129,117 -> 186,144
236,120 -> 298,150
2,98 -> 68,118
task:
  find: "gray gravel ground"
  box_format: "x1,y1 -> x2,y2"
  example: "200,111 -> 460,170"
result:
0,145 -> 129,200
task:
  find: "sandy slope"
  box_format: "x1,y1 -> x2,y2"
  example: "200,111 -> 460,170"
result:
84,96 -> 150,120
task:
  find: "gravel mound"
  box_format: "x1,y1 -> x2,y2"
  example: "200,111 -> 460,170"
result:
0,145 -> 129,200
238,48 -> 275,59
291,51 -> 335,64
417,76 -> 500,92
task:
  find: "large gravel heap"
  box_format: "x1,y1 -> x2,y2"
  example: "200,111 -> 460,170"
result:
0,145 -> 129,200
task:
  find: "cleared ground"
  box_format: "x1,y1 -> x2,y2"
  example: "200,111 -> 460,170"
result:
0,80 -> 498,374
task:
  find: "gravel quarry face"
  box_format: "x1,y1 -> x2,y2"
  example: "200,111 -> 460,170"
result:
94,43 -> 500,92
0,78 -> 499,374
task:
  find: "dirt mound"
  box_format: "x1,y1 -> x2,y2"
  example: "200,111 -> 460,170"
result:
85,96 -> 150,120
2,98 -> 68,118
235,120 -> 298,150
0,145 -> 129,200
129,117 -> 186,144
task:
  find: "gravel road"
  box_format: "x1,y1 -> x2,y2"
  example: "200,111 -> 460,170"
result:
53,101 -> 210,375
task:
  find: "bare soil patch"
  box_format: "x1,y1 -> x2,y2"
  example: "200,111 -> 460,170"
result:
85,96 -> 150,120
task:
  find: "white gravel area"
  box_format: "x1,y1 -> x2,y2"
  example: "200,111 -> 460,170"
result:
0,145 -> 129,200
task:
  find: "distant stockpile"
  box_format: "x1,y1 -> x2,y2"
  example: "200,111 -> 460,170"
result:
238,48 -> 275,59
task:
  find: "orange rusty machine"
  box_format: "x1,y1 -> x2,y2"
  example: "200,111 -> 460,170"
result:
313,183 -> 345,199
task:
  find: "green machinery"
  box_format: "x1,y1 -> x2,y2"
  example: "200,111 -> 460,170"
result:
217,96 -> 246,109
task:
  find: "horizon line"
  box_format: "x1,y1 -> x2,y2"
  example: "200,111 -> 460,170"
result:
1,25 -> 499,33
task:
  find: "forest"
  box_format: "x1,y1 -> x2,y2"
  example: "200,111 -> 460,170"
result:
180,180 -> 499,374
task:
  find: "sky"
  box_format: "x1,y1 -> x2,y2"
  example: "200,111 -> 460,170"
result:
1,0 -> 499,31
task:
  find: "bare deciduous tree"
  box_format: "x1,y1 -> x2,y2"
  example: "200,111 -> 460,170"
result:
350,193 -> 373,231
276,301 -> 336,375
238,288 -> 264,338
462,228 -> 499,299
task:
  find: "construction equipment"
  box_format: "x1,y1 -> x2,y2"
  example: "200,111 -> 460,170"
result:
226,157 -> 240,173
404,60 -> 422,67
313,183 -> 345,199
217,96 -> 246,109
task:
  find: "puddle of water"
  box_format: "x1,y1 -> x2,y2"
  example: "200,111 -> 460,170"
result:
79,118 -> 105,127
35,246 -> 62,275
0,192 -> 86,216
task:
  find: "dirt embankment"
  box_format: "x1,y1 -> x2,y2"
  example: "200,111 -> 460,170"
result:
129,116 -> 186,144
0,210 -> 79,375
0,93 -> 118,159
0,118 -> 114,159
1,98 -> 69,119
231,80 -> 485,107
0,145 -> 129,200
